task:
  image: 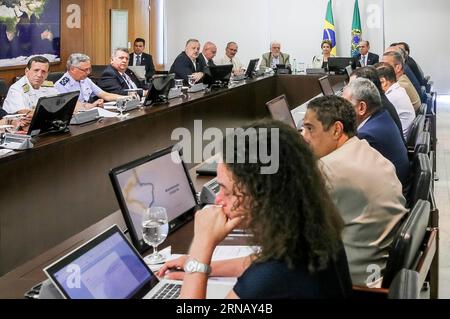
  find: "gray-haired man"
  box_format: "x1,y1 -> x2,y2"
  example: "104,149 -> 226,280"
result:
55,53 -> 123,111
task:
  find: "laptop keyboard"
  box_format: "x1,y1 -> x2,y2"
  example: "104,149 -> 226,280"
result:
151,282 -> 181,299
232,74 -> 246,81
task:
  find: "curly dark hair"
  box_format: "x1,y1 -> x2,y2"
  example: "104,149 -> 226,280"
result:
222,119 -> 344,272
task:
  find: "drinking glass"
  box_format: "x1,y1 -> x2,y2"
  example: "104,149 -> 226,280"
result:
188,75 -> 196,87
142,206 -> 169,265
116,98 -> 129,119
175,79 -> 183,89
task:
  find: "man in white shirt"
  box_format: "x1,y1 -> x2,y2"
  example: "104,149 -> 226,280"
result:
2,56 -> 58,114
216,42 -> 244,75
375,62 -> 415,139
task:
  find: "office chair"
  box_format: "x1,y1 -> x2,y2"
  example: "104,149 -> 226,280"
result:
413,130 -> 430,157
46,72 -> 65,83
387,269 -> 420,299
407,153 -> 432,209
0,79 -> 8,107
406,114 -> 425,151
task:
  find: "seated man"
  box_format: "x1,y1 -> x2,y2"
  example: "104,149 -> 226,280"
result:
158,119 -> 352,298
374,62 -> 415,140
343,78 -> 410,189
55,53 -> 123,112
217,42 -> 245,75
169,39 -> 204,84
353,40 -> 379,67
259,41 -> 291,70
197,41 -> 217,72
2,56 -> 58,114
301,95 -> 407,287
97,48 -> 147,96
128,38 -> 155,81
350,66 -> 405,143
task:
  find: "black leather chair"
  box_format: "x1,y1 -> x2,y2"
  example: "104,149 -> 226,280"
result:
0,79 -> 8,108
47,72 -> 65,83
414,131 -> 430,156
387,269 -> 420,299
406,114 -> 425,151
407,153 -> 432,209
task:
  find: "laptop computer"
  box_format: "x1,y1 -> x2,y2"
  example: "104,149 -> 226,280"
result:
109,146 -> 198,253
318,75 -> 343,97
232,58 -> 259,81
43,225 -> 232,299
306,68 -> 327,75
265,94 -> 299,130
128,66 -> 146,81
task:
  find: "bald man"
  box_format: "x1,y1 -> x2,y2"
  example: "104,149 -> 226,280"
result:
169,39 -> 204,84
197,41 -> 217,71
259,41 -> 291,70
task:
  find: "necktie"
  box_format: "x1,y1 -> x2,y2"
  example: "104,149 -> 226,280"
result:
136,55 -> 141,66
122,73 -> 135,89
362,56 -> 366,66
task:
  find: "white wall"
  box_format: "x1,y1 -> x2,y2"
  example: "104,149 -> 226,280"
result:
165,0 -> 449,93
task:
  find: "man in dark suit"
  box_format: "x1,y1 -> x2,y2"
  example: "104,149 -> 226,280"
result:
197,41 -> 217,72
169,39 -> 204,84
97,48 -> 147,96
343,78 -> 410,190
354,41 -> 379,67
129,38 -> 155,81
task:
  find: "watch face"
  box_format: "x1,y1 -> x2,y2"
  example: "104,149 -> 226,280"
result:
185,260 -> 196,272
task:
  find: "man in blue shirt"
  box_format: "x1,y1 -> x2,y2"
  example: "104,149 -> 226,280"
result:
55,53 -> 123,112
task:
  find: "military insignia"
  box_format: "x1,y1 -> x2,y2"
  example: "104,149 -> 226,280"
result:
22,83 -> 30,93
59,77 -> 70,86
42,81 -> 54,87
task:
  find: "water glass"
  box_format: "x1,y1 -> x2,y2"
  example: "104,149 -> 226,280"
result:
142,206 -> 169,265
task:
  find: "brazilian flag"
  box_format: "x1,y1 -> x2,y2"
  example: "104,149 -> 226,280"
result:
323,0 -> 337,56
351,0 -> 362,57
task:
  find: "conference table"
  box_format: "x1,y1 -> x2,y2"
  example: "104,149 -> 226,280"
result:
0,73 -> 346,282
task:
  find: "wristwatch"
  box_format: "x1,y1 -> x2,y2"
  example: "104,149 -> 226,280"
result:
183,256 -> 211,275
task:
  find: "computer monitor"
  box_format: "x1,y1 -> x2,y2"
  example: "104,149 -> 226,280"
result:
143,74 -> 175,106
328,57 -> 355,75
265,94 -> 297,129
109,146 -> 198,253
318,75 -> 335,96
27,91 -> 79,137
203,64 -> 233,87
245,58 -> 259,78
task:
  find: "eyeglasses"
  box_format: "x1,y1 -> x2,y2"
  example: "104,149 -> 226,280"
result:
75,66 -> 92,73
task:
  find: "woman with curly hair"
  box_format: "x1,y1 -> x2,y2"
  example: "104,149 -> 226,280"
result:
158,119 -> 352,299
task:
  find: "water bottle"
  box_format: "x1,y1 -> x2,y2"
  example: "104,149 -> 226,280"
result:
292,58 -> 297,74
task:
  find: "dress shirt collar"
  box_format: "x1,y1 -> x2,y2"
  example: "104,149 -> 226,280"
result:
357,115 -> 372,131
385,81 -> 400,95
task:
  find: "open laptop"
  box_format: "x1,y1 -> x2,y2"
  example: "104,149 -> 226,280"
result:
109,146 -> 198,254
43,225 -> 232,299
232,58 -> 259,81
318,75 -> 343,97
265,94 -> 299,130
128,66 -> 146,81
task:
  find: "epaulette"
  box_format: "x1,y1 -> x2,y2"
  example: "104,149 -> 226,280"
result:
59,77 -> 70,86
41,81 -> 54,87
22,83 -> 30,93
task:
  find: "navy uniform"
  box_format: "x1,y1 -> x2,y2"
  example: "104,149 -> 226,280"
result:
2,76 -> 58,114
55,72 -> 103,102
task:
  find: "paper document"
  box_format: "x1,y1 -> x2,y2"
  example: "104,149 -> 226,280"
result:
93,107 -> 118,118
212,245 -> 259,261
0,149 -> 13,156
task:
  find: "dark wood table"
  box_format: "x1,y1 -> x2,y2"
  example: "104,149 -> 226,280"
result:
0,74 -> 345,277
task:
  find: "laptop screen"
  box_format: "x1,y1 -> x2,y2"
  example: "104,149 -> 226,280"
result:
318,75 -> 335,96
265,94 -> 297,129
109,147 -> 197,252
44,225 -> 158,299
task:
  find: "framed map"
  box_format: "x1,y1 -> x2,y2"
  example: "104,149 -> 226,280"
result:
0,0 -> 60,68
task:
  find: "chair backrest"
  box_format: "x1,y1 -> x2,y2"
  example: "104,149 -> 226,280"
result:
407,153 -> 432,208
416,103 -> 426,116
47,72 -> 65,84
90,65 -> 108,78
407,114 -> 425,149
382,199 -> 430,288
414,130 -> 430,155
387,268 -> 420,299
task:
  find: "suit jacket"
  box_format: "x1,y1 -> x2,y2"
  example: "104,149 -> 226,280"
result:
169,51 -> 201,83
0,108 -> 6,119
129,52 -> 155,80
97,65 -> 146,96
406,56 -> 425,85
197,53 -> 215,73
354,52 -> 379,67
358,109 -> 410,188
404,64 -> 422,98
381,93 -> 405,144
320,136 -> 407,286
259,52 -> 291,69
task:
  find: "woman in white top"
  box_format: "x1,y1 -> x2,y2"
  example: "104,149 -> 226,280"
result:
312,40 -> 335,69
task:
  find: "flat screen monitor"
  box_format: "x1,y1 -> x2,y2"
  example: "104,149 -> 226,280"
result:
245,58 -> 259,78
265,94 -> 297,129
318,75 -> 335,96
328,57 -> 355,75
27,91 -> 79,137
203,64 -> 233,86
109,146 -> 198,253
143,74 -> 175,106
